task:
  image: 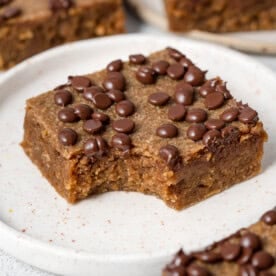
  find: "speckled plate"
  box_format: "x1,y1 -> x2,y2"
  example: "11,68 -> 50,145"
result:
0,34 -> 275,276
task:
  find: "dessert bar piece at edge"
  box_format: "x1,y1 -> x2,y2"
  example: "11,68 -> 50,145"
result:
0,0 -> 124,69
21,47 -> 267,210
163,209 -> 276,276
164,0 -> 276,32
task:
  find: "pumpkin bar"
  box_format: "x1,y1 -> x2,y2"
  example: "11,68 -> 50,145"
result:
0,0 -> 124,70
21,47 -> 267,209
165,0 -> 276,32
163,209 -> 276,275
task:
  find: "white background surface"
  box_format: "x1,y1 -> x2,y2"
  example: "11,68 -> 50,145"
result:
0,12 -> 276,276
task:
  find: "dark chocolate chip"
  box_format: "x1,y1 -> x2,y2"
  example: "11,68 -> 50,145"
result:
49,0 -> 74,11
261,210 -> 276,225
170,249 -> 192,267
251,251 -> 274,270
179,57 -> 194,69
163,265 -> 186,276
111,133 -> 132,152
220,242 -> 241,261
152,60 -> 169,75
106,89 -> 125,103
240,233 -> 261,251
2,6 -> 21,19
183,66 -> 205,87
221,126 -> 240,143
159,145 -> 181,169
0,0 -> 12,7
83,119 -> 103,134
58,107 -> 78,123
186,264 -> 210,276
194,251 -> 222,263
239,264 -> 258,276
168,104 -> 186,121
83,86 -> 103,102
54,90 -> 73,106
93,93 -> 113,110
167,47 -> 184,61
238,108 -> 258,124
84,137 -> 108,159
156,124 -> 178,138
167,63 -> 185,80
205,119 -> 225,130
129,54 -> 146,65
112,119 -> 135,134
58,128 -> 77,146
103,72 -> 126,91
220,108 -> 239,122
69,76 -> 92,92
136,66 -> 157,85
92,112 -> 109,124
115,100 -> 135,117
106,59 -> 123,72
205,92 -> 224,110
174,83 -> 194,105
187,124 -> 207,141
186,108 -> 207,123
202,129 -> 221,146
199,83 -> 215,98
148,92 -> 170,106
216,83 -> 232,99
238,248 -> 253,265
73,104 -> 93,120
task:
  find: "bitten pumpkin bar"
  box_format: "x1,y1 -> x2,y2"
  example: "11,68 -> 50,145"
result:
163,209 -> 276,275
21,47 -> 267,209
0,0 -> 124,69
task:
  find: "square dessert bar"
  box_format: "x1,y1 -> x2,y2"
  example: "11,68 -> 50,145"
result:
22,47 -> 267,210
163,209 -> 276,275
0,0 -> 124,69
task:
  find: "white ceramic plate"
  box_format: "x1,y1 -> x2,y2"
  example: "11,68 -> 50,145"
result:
0,34 -> 275,276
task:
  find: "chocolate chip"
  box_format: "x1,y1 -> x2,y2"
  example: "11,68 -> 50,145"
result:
186,264 -> 210,276
83,119 -> 103,134
163,265 -> 186,276
115,100 -> 135,117
106,89 -> 125,103
168,104 -> 186,121
2,6 -> 21,19
194,251 -> 222,263
205,92 -> 224,110
238,107 -> 258,124
202,129 -> 221,146
261,210 -> 276,225
103,72 -> 126,91
170,249 -> 192,267
167,47 -> 184,61
221,126 -> 240,143
49,0 -> 74,11
84,137 -> 108,159
179,57 -> 194,69
205,119 -> 225,130
73,104 -> 92,120
238,248 -> 253,265
167,63 -> 185,80
240,233 -> 261,251
152,60 -> 169,75
220,108 -> 239,122
58,107 -> 78,123
58,128 -> 77,146
69,76 -> 92,92
93,93 -> 113,110
174,83 -> 194,105
251,251 -> 274,270
0,0 -> 12,7
92,112 -> 109,124
112,119 -> 135,134
148,92 -> 170,106
83,86 -> 103,102
239,265 -> 258,276
156,124 -> 178,138
186,108 -> 207,123
106,59 -> 123,72
111,133 -> 132,152
187,124 -> 207,141
199,83 -> 215,98
159,145 -> 181,169
183,66 -> 205,87
129,54 -> 146,65
220,242 -> 241,261
54,90 -> 73,106
136,66 -> 157,85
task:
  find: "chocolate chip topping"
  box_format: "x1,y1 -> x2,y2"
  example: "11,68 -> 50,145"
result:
92,112 -> 109,124
202,129 -> 221,146
174,82 -> 194,105
58,128 -> 77,146
103,72 -> 126,91
93,93 -> 113,110
199,82 -> 215,98
1,6 -> 21,20
238,248 -> 254,265
251,251 -> 274,270
187,124 -> 207,141
179,57 -> 194,69
240,233 -> 261,251
167,63 -> 185,80
129,54 -> 146,65
261,210 -> 276,225
73,104 -> 92,120
136,66 -> 156,85
112,119 -> 135,134
83,86 -> 103,102
205,119 -> 225,130
49,0 -> 74,11
106,90 -> 125,103
111,133 -> 132,152
205,92 -> 225,110
107,59 -> 123,72
183,65 -> 206,86
156,124 -> 178,138
186,108 -> 207,123
115,100 -> 135,117
171,250 -> 192,267
186,264 -> 210,276
84,137 -> 108,159
167,47 -> 184,61
168,104 -> 186,121
240,264 -> 258,276
238,107 -> 258,124
159,145 -> 181,169
83,119 -> 103,134
0,0 -> 12,6
152,60 -> 169,75
58,107 -> 78,123
220,108 -> 239,122
194,251 -> 222,263
69,76 -> 92,92
54,90 -> 73,106
148,92 -> 170,106
220,243 -> 241,261
221,126 -> 240,143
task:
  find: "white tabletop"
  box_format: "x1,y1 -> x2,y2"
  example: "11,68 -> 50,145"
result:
1,13 -> 276,276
